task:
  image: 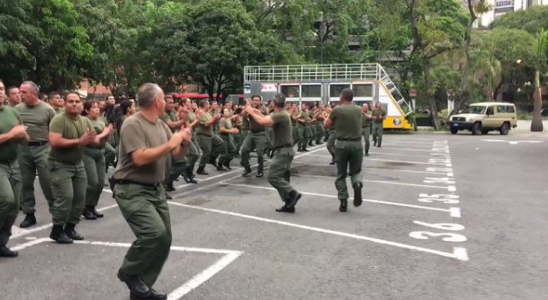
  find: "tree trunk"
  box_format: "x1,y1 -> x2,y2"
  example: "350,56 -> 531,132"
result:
454,0 -> 476,115
531,69 -> 544,132
424,60 -> 441,129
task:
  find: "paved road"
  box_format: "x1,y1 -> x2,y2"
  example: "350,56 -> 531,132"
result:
2,132 -> 547,300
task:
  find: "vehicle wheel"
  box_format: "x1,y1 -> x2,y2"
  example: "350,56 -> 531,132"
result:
472,122 -> 482,135
450,128 -> 458,134
500,122 -> 510,135
481,129 -> 489,135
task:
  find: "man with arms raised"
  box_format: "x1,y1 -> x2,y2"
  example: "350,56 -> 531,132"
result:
113,83 -> 191,300
324,88 -> 363,212
246,94 -> 302,213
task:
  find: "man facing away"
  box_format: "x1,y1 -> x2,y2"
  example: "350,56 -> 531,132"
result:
113,83 -> 191,300
324,88 -> 363,212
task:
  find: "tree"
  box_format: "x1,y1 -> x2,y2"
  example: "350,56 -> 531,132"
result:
531,27 -> 548,132
162,0 -> 280,101
0,0 -> 93,91
491,6 -> 548,35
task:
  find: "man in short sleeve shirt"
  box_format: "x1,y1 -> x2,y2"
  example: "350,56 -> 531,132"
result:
325,88 -> 363,212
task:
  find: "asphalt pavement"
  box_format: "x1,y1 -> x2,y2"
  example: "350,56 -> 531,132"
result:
2,130 -> 547,300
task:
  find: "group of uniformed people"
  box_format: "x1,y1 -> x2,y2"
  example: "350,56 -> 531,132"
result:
0,78 -> 387,300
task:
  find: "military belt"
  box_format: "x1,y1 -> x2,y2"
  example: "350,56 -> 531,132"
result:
114,179 -> 160,188
28,141 -> 49,147
337,138 -> 361,142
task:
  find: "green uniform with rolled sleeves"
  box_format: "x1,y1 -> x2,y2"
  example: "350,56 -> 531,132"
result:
160,111 -> 186,186
113,112 -> 174,287
184,111 -> 200,175
372,108 -> 386,147
48,113 -> 93,226
314,109 -> 325,144
196,112 -> 226,169
326,123 -> 337,162
219,118 -> 237,163
84,118 -> 107,207
0,106 -> 23,248
362,111 -> 371,155
329,105 -> 363,201
15,102 -> 56,215
240,109 -> 267,172
239,114 -> 250,151
267,111 -> 295,199
297,110 -> 309,150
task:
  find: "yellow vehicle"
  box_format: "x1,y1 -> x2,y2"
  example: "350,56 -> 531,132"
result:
243,63 -> 414,130
448,102 -> 518,135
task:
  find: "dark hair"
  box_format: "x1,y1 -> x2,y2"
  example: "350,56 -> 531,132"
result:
235,107 -> 243,114
82,100 -> 99,116
198,99 -> 208,108
273,93 -> 286,108
48,92 -> 60,100
113,100 -> 133,135
7,86 -> 18,94
340,88 -> 353,102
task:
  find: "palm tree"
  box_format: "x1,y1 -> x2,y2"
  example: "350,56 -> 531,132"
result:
531,27 -> 548,132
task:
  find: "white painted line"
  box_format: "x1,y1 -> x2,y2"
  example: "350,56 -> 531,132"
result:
11,237 -> 50,251
303,154 -> 452,166
224,183 -> 459,214
373,147 -> 448,153
171,145 -> 327,198
11,226 -> 30,237
11,204 -> 119,239
11,238 -> 243,300
291,161 -> 453,176
288,174 -> 452,190
449,207 -> 461,218
367,152 -> 446,158
176,171 -> 237,188
168,201 -> 468,261
167,252 -> 242,300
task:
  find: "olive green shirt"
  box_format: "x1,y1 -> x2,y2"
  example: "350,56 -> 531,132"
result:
87,118 -> 106,149
270,111 -> 293,148
197,111 -> 214,136
160,111 -> 178,133
54,108 -> 64,115
362,112 -> 372,128
15,101 -> 56,142
329,104 -> 362,139
302,110 -> 310,125
219,118 -> 233,136
49,113 -> 94,164
0,106 -> 23,163
113,112 -> 173,184
241,114 -> 250,130
372,109 -> 386,124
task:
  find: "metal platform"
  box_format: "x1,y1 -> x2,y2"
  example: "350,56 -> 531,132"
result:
244,64 -> 380,82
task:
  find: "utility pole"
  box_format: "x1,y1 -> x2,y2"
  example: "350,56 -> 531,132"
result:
319,11 -> 324,64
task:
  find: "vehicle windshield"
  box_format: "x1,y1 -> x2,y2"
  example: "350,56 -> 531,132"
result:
462,105 -> 486,114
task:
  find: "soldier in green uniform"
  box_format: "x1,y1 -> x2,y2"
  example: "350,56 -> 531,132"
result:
48,92 -> 65,114
160,95 -> 186,196
307,103 -> 316,147
0,83 -> 29,258
246,93 -> 302,213
371,102 -> 386,147
196,100 -> 227,174
288,104 -> 299,146
7,86 -> 22,107
82,100 -> 113,220
296,103 -> 310,152
219,108 -> 239,169
240,96 -> 268,177
325,106 -> 337,165
324,88 -> 363,212
15,81 -> 56,228
238,105 -> 250,152
180,98 -> 200,183
314,102 -> 326,144
113,83 -> 191,300
362,103 -> 372,156
48,92 -> 100,243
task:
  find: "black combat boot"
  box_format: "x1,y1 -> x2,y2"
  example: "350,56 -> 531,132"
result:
0,246 -> 18,258
285,190 -> 302,209
196,166 -> 208,175
82,206 -> 97,220
353,182 -> 363,207
91,206 -> 104,218
242,167 -> 252,177
50,224 -> 73,244
19,213 -> 36,228
339,199 -> 348,212
64,223 -> 84,241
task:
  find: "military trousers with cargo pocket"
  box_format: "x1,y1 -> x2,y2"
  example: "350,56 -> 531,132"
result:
240,132 -> 266,171
196,133 -> 227,167
362,127 -> 371,154
334,140 -> 363,201
0,161 -> 21,247
84,148 -> 105,207
372,123 -> 383,146
267,147 -> 294,200
326,129 -> 337,161
115,183 -> 172,287
18,144 -> 54,214
49,160 -> 87,226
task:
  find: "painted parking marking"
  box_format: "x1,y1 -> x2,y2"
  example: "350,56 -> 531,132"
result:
167,201 -> 468,261
11,238 -> 242,300
304,154 -> 452,167
220,182 -> 461,218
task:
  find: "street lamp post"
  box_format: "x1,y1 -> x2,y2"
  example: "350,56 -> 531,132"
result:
319,11 -> 324,64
